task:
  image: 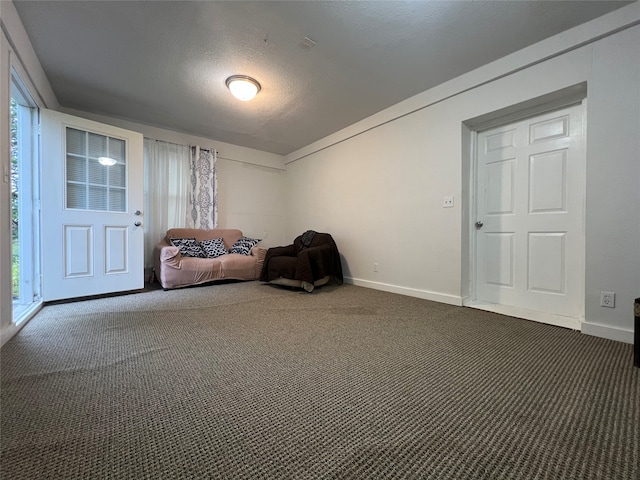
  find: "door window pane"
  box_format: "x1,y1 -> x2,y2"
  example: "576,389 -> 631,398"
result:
109,137 -> 125,161
67,183 -> 87,209
110,164 -> 126,187
88,132 -> 107,158
66,128 -> 85,155
88,159 -> 107,185
89,186 -> 108,210
66,155 -> 86,182
109,188 -> 126,211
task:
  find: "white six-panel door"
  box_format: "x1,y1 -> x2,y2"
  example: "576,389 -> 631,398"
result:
475,104 -> 584,328
41,110 -> 144,301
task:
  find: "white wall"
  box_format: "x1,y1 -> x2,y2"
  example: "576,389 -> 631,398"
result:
285,4 -> 640,343
582,26 -> 640,343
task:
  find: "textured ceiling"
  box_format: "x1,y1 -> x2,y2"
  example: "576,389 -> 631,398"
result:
13,1 -> 630,155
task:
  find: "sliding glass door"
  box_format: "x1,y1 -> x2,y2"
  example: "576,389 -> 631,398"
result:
11,72 -> 41,323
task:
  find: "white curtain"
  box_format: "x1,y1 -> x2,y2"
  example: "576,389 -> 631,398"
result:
143,138 -> 190,268
187,146 -> 218,229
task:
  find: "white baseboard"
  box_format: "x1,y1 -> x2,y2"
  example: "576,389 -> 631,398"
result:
343,277 -> 463,306
464,301 -> 581,330
581,322 -> 634,344
344,279 -> 635,345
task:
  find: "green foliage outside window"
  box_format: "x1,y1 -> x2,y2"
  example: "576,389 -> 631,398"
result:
10,98 -> 19,298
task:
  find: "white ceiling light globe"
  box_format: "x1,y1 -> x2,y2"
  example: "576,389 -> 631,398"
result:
226,75 -> 261,101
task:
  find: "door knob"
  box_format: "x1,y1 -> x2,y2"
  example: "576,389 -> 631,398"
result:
134,221 -> 142,227
475,221 -> 484,229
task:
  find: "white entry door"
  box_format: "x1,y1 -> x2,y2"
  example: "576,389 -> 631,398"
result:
474,104 -> 584,328
41,110 -> 144,301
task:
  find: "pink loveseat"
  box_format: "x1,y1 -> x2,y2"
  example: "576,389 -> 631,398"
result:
153,228 -> 266,290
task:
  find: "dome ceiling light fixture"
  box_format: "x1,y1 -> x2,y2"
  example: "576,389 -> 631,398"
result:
225,75 -> 261,101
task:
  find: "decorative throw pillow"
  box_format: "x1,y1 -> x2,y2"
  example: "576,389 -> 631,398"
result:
229,236 -> 261,255
169,237 -> 206,258
200,237 -> 228,258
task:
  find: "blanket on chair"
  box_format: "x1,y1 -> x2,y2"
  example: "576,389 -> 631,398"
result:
260,231 -> 343,285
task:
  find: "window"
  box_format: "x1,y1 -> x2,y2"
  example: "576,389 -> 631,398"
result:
65,128 -> 127,212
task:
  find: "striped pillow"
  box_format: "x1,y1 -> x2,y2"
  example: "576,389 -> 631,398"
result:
229,237 -> 261,255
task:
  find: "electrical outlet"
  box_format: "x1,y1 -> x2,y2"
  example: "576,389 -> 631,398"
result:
600,291 -> 615,308
373,262 -> 379,273
443,196 -> 454,208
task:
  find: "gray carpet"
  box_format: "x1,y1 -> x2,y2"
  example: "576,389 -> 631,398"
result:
1,282 -> 638,479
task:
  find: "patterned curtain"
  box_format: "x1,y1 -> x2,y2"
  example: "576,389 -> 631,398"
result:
187,146 -> 218,229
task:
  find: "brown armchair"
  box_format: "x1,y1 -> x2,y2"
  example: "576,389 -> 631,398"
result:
260,231 -> 343,292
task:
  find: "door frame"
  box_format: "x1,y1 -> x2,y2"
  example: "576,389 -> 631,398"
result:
461,86 -> 587,330
10,64 -> 42,325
